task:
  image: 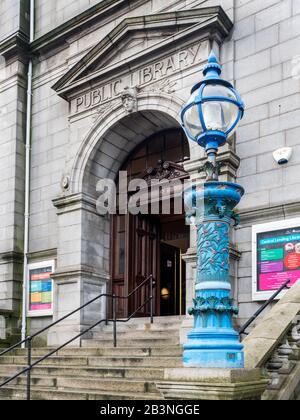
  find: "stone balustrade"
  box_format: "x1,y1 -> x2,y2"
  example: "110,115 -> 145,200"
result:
263,314 -> 300,400
244,281 -> 300,400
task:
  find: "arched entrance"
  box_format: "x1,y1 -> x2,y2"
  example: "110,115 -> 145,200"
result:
111,128 -> 190,318
51,106 -> 194,346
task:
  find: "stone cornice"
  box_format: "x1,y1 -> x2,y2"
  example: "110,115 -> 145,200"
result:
27,249 -> 57,261
0,31 -> 30,60
239,201 -> 300,226
0,251 -> 23,264
52,6 -> 233,99
52,265 -> 110,282
53,192 -> 99,216
184,149 -> 240,181
31,0 -> 150,54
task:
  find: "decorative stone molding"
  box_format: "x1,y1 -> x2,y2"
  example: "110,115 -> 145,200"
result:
184,150 -> 241,182
53,192 -> 98,216
239,201 -> 300,226
142,78 -> 178,95
52,7 -> 233,101
0,32 -> 29,60
27,249 -> 57,262
0,251 -> 23,265
140,160 -> 189,186
91,99 -> 120,123
70,93 -> 185,194
121,86 -> 139,113
51,265 -> 110,283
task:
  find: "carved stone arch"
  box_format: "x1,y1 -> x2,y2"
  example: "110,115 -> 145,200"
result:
70,92 -> 189,195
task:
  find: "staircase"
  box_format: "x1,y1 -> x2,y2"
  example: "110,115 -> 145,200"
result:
0,316 -> 185,400
244,281 -> 300,400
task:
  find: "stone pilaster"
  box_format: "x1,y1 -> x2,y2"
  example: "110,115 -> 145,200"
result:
48,193 -> 110,346
0,1 -> 30,345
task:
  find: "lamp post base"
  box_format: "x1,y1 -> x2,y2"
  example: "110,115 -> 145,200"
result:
183,328 -> 244,368
183,349 -> 244,369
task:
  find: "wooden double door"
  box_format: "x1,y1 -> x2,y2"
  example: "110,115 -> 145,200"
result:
111,213 -> 186,318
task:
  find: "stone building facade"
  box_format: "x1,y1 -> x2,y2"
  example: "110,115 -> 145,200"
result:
0,0 -> 300,346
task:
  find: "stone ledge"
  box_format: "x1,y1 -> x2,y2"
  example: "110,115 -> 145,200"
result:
156,368 -> 268,400
244,281 -> 300,369
239,201 -> 300,226
0,31 -> 29,58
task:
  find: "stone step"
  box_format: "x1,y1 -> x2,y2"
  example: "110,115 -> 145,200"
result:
0,355 -> 182,368
81,337 -> 180,348
117,316 -> 185,324
88,355 -> 181,368
0,373 -> 57,388
91,330 -> 179,340
102,321 -> 183,332
0,317 -> 185,400
0,386 -> 163,400
12,346 -> 182,358
0,373 -> 159,394
0,364 -> 166,380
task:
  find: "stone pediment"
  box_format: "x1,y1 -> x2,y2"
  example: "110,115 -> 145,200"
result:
53,7 -> 233,101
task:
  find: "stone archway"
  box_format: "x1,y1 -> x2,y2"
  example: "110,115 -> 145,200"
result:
70,92 -> 192,195
49,95 -> 197,346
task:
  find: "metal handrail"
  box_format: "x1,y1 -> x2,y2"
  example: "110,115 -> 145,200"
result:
239,280 -> 291,337
0,274 -> 155,400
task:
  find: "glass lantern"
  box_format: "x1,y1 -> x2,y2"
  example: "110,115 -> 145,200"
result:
181,52 -> 244,151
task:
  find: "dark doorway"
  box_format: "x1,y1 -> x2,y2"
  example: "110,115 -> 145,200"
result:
160,243 -> 181,316
110,128 -> 190,318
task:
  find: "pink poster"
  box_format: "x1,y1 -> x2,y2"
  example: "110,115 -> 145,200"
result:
259,271 -> 300,291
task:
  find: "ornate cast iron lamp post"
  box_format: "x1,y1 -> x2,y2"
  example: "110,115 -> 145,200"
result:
180,52 -> 245,368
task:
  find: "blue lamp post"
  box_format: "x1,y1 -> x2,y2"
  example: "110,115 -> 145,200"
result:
181,52 -> 245,369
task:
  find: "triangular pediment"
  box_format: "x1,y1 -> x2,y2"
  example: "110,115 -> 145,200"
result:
53,7 -> 232,99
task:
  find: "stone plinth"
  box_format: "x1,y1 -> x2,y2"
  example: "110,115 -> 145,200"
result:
156,368 -> 268,400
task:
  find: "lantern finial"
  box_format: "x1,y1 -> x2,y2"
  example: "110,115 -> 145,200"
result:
203,51 -> 222,77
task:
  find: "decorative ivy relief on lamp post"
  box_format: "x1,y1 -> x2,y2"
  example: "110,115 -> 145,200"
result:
181,52 -> 245,368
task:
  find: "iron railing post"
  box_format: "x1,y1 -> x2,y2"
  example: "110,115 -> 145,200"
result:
0,274 -> 154,392
239,280 -> 291,336
112,294 -> 117,348
27,337 -> 32,401
150,276 -> 154,324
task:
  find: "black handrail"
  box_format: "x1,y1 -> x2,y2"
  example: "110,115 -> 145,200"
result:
0,274 -> 155,400
239,280 -> 291,337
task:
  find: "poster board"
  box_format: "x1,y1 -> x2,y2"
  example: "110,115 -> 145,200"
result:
252,218 -> 300,301
27,261 -> 55,317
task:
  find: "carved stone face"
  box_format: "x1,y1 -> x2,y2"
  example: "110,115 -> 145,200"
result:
121,87 -> 137,112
